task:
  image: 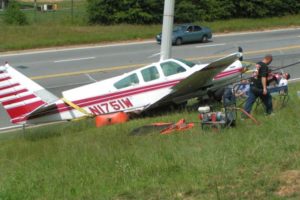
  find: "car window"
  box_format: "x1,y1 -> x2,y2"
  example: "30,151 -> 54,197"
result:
160,61 -> 186,76
186,26 -> 193,32
175,59 -> 196,68
114,73 -> 139,89
194,26 -> 202,32
141,66 -> 160,82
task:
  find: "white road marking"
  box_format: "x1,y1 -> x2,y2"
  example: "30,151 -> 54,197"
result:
0,41 -> 155,58
54,57 -> 95,63
85,74 -> 97,83
215,27 -> 300,37
196,43 -> 226,48
148,52 -> 161,58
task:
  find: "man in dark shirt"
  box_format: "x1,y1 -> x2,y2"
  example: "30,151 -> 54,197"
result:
244,55 -> 273,116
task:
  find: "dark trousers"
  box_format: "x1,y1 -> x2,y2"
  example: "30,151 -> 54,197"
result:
244,86 -> 273,115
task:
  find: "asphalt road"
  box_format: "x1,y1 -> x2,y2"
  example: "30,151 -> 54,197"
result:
1,28 -> 300,130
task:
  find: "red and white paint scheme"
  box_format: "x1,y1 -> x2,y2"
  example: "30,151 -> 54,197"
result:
0,52 -> 243,125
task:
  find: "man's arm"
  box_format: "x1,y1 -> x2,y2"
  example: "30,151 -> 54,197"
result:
259,64 -> 268,95
262,77 -> 267,95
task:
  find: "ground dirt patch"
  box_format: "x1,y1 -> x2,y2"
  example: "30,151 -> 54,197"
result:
276,170 -> 300,197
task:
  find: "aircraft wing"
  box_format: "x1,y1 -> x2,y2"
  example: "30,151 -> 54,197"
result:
171,53 -> 241,96
145,52 -> 242,109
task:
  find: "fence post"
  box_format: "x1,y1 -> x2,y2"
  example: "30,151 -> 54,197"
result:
1,0 -> 6,9
34,0 -> 37,23
71,0 -> 74,24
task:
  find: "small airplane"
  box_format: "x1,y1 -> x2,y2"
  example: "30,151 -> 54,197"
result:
0,51 -> 244,125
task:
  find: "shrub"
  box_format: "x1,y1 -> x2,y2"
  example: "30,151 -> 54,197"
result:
4,0 -> 28,25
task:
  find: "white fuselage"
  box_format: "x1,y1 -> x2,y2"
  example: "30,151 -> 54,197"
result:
27,58 -> 243,124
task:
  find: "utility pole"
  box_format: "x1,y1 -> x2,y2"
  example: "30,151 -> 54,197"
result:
160,0 -> 175,61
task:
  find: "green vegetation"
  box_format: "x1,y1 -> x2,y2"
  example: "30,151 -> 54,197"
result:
19,0 -> 87,25
0,0 -> 299,52
0,24 -> 159,51
0,83 -> 300,199
1,14 -> 300,52
87,0 -> 300,24
3,0 -> 28,25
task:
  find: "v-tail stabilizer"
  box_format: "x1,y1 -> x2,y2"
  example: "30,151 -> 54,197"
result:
0,64 -> 58,124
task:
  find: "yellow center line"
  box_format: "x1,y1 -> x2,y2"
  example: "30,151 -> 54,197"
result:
31,64 -> 143,80
30,44 -> 300,80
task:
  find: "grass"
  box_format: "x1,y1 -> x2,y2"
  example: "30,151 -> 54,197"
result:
0,13 -> 300,52
20,0 -> 88,25
201,15 -> 300,33
0,82 -> 300,199
0,24 -> 159,51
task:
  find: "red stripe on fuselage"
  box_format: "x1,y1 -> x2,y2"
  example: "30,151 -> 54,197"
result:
0,89 -> 28,99
6,101 -> 45,119
214,68 -> 241,79
27,80 -> 182,119
0,77 -> 11,82
57,80 -> 180,112
74,79 -> 181,105
2,94 -> 37,106
0,83 -> 20,91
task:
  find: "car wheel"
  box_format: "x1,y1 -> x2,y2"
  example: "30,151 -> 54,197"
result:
201,35 -> 208,43
175,38 -> 182,45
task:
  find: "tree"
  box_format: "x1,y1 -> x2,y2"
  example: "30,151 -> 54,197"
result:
87,0 -> 163,24
86,0 -> 300,25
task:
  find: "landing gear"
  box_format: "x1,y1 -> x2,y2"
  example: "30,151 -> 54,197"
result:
207,88 -> 225,102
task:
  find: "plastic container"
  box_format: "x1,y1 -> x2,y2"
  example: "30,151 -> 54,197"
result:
198,106 -> 210,114
211,112 -> 216,122
95,112 -> 129,127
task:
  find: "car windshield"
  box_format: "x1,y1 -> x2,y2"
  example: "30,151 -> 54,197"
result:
175,59 -> 196,68
173,25 -> 186,32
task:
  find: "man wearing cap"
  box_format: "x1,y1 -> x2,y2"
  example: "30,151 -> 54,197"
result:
244,55 -> 273,116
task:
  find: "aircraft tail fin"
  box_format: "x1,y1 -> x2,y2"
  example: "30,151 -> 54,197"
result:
0,63 -> 58,124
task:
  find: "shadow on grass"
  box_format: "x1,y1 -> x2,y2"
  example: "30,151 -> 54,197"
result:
23,118 -> 95,141
23,127 -> 63,141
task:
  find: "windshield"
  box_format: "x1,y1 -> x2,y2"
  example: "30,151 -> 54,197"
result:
175,59 -> 196,68
173,25 -> 186,32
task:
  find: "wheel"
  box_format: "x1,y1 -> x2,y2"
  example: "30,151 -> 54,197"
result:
175,38 -> 182,45
213,88 -> 225,102
201,35 -> 208,43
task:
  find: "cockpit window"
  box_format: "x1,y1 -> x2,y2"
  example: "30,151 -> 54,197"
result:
175,59 -> 196,68
160,61 -> 186,76
141,66 -> 160,82
114,73 -> 139,89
